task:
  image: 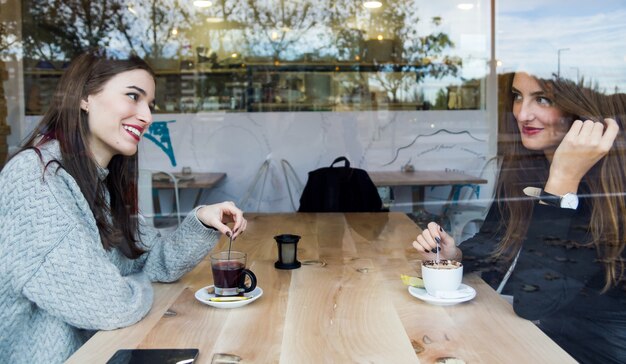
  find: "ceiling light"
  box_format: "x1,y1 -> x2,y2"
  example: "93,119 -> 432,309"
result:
171,28 -> 178,36
457,3 -> 474,10
194,0 -> 212,7
496,60 -> 503,67
127,4 -> 137,15
377,34 -> 384,41
206,17 -> 223,23
363,1 -> 382,9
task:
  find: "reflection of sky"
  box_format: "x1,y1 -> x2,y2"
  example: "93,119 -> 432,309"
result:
497,0 -> 626,93
411,0 -> 625,92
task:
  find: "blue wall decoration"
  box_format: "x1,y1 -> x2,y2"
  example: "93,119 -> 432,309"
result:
144,120 -> 177,166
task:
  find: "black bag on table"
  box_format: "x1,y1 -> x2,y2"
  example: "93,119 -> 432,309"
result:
298,156 -> 384,212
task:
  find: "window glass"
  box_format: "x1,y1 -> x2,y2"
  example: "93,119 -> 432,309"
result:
20,0 -> 489,114
497,0 -> 625,93
0,0 -> 623,216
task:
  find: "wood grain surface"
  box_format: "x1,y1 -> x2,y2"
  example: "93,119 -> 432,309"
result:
68,213 -> 574,363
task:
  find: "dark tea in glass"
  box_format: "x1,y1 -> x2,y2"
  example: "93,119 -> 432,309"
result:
210,251 -> 257,296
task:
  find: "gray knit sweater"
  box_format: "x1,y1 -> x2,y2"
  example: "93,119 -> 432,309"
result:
0,140 -> 220,363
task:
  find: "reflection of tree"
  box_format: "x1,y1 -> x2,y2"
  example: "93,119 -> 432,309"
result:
327,1 -> 460,104
335,72 -> 370,109
22,0 -> 123,62
115,0 -> 192,59
327,1 -> 364,61
186,0 -> 246,61
243,0 -> 329,60
22,0 -> 193,61
0,19 -> 20,56
372,5 -> 460,103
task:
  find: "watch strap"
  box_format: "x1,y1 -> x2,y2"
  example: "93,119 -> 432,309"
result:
522,186 -> 542,198
538,190 -> 561,208
522,187 -> 578,209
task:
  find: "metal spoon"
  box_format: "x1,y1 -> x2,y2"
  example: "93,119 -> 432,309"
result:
227,232 -> 233,260
436,238 -> 440,265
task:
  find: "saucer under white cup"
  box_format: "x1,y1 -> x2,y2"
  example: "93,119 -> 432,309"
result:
408,284 -> 476,306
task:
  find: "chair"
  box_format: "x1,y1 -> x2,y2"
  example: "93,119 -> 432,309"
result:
239,159 -> 305,212
281,159 -> 305,211
238,159 -> 271,212
138,169 -> 182,228
442,156 -> 502,244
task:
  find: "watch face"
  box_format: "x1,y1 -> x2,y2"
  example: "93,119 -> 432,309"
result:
561,193 -> 579,209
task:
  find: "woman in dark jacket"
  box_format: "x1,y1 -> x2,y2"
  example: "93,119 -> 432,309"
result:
412,72 -> 626,363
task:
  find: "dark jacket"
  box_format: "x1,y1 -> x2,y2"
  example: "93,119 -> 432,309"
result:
461,190 -> 626,364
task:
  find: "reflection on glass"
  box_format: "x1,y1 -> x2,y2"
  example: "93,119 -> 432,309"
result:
20,0 -> 489,114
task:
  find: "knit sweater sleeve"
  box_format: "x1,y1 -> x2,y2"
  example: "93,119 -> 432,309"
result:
2,149 -> 154,331
21,224 -> 154,331
134,206 -> 220,283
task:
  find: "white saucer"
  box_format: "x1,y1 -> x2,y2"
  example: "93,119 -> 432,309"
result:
195,285 -> 263,309
408,283 -> 476,306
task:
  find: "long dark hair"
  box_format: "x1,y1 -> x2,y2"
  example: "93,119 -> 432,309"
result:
15,50 -> 155,259
495,73 -> 626,290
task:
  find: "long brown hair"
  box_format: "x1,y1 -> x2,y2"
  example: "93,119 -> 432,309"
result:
494,73 -> 626,290
14,50 -> 155,259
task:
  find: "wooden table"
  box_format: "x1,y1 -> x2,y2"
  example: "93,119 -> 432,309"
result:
369,170 -> 488,211
152,172 -> 226,191
369,170 -> 487,188
68,213 -> 574,363
152,172 -> 226,214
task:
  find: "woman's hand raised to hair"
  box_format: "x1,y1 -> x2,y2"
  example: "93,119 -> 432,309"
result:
412,222 -> 462,261
546,118 -> 619,195
196,201 -> 247,239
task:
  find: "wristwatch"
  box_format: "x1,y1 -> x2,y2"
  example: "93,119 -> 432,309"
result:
523,187 -> 579,210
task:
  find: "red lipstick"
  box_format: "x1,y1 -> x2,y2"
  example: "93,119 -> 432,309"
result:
522,126 -> 543,136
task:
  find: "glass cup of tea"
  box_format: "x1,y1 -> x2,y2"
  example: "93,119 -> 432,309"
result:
210,251 -> 257,297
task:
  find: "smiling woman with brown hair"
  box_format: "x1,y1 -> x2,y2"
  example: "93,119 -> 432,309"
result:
412,72 -> 626,363
0,50 -> 247,363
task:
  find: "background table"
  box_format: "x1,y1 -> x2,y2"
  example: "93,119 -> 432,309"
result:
152,172 -> 226,217
68,213 -> 574,363
369,170 -> 488,212
369,170 -> 487,188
